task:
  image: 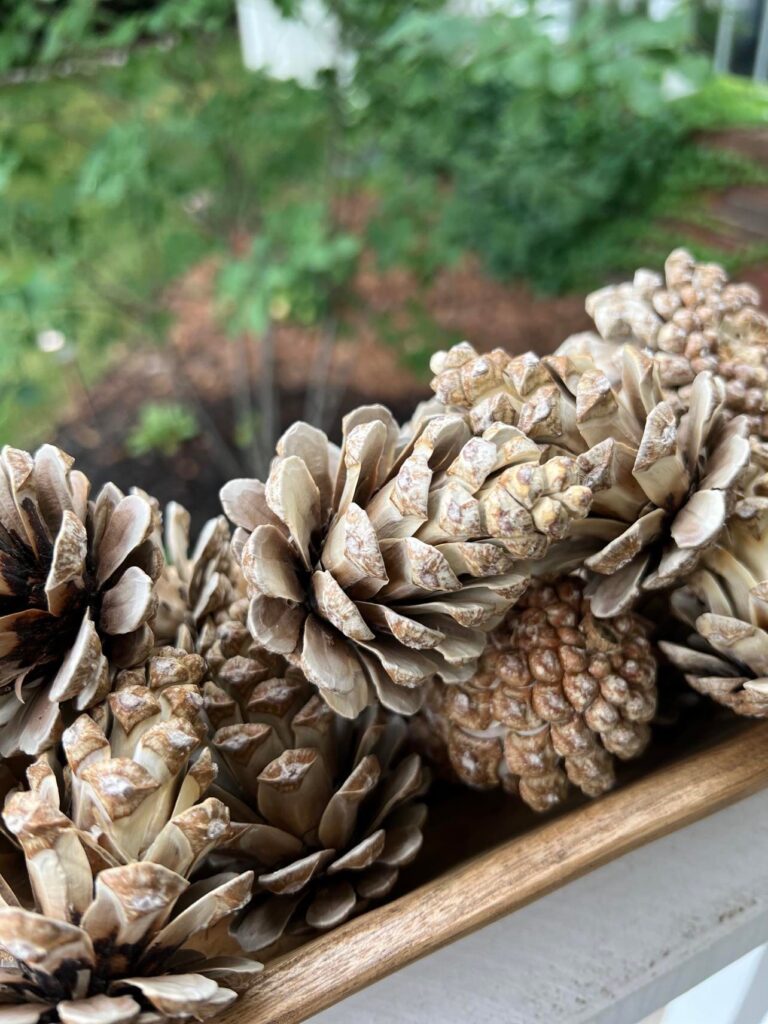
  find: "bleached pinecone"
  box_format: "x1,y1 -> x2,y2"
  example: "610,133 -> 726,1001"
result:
0,445 -> 162,757
431,342 -> 751,617
0,648 -> 260,1023
431,341 -> 653,454
581,248 -> 768,436
59,646 -> 218,856
194,595 -> 288,700
661,496 -> 768,717
417,579 -> 657,811
153,502 -> 245,650
220,406 -> 578,718
205,668 -> 428,958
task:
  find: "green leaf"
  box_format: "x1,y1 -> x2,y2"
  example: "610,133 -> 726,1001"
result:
126,402 -> 199,458
547,56 -> 585,97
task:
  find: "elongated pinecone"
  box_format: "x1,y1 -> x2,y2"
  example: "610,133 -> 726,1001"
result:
220,407 -> 574,718
417,579 -> 657,811
205,668 -> 428,958
0,446 -> 163,757
661,496 -> 768,716
431,343 -> 751,617
582,249 -> 768,436
153,502 -> 245,651
0,649 -> 260,1023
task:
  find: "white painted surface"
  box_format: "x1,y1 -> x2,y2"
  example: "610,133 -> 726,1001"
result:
308,788 -> 768,1024
661,945 -> 768,1024
235,0 -> 352,85
637,944 -> 768,1023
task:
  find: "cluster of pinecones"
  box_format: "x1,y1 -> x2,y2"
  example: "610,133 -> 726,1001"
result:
0,249 -> 766,1023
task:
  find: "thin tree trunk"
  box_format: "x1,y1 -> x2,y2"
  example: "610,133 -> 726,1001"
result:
67,356 -> 102,433
304,317 -> 339,432
163,348 -> 244,480
304,63 -> 350,433
256,322 -> 276,476
79,264 -> 243,478
232,333 -> 258,473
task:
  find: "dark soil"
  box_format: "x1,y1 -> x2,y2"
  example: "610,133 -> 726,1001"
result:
55,386 -> 428,527
53,249 -> 591,527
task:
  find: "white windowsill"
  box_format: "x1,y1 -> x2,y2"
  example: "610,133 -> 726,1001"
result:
307,787 -> 768,1024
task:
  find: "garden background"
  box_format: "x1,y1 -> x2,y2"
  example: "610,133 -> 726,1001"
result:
2,0 -> 768,525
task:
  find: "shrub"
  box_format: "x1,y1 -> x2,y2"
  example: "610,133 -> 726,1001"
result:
357,7 -> 716,291
127,400 -> 199,457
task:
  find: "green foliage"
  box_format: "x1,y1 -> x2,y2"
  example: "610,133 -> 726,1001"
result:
0,0 -> 234,73
326,0 -> 444,50
217,202 -> 360,334
1,0 -> 766,450
0,27 -> 335,445
506,141 -> 768,294
126,400 -> 199,457
355,6 -> 725,291
682,74 -> 768,129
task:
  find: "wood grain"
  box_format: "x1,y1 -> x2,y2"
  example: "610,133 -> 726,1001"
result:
222,721 -> 768,1024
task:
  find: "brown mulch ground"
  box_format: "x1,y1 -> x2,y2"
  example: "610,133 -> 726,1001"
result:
54,246 -> 593,525
662,129 -> 768,279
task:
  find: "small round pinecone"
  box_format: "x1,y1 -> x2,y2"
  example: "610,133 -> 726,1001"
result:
419,579 -> 658,812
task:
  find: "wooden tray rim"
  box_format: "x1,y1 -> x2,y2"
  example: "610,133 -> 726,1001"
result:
222,719 -> 768,1024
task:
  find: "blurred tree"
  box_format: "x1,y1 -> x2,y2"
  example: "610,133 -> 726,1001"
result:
0,0 -> 352,455
353,6 -> 724,291
0,0 -> 234,73
0,0 -> 765,451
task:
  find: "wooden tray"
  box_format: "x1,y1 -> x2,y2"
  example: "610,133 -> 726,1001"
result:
223,719 -> 768,1024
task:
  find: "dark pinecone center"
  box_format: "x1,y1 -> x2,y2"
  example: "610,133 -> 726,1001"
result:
0,517 -> 95,687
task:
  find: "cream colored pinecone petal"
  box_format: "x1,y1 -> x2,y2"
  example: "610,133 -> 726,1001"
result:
113,976 -> 237,1021
56,994 -> 143,1024
0,905 -> 95,976
2,789 -> 95,922
663,493 -> 768,716
660,637 -> 768,717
